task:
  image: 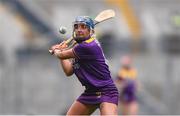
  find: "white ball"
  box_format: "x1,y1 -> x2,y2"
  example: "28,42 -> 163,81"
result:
59,26 -> 67,34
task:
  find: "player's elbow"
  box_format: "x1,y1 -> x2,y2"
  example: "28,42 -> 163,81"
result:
64,70 -> 73,77
64,72 -> 73,77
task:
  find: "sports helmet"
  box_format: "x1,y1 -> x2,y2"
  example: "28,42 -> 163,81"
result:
73,16 -> 94,30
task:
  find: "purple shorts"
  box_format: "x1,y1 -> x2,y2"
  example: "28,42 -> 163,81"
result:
77,85 -> 119,106
119,80 -> 137,103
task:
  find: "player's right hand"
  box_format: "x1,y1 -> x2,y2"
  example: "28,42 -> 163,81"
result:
49,41 -> 68,54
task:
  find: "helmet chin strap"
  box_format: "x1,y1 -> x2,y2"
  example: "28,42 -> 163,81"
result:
73,30 -> 94,43
74,36 -> 91,43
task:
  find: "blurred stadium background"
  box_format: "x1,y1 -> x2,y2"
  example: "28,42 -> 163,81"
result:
0,0 -> 180,115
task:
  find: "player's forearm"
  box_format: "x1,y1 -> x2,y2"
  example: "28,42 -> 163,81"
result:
54,48 -> 75,60
60,59 -> 73,76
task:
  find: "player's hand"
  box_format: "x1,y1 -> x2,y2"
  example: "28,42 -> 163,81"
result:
59,41 -> 68,49
51,41 -> 67,50
49,41 -> 68,54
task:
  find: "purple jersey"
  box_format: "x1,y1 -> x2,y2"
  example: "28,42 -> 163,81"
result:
72,37 -> 115,90
72,37 -> 118,105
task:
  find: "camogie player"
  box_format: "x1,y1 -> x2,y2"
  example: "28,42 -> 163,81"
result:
50,16 -> 118,115
115,56 -> 139,115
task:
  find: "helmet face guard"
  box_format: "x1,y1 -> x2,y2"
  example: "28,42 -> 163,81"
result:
72,16 -> 95,43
